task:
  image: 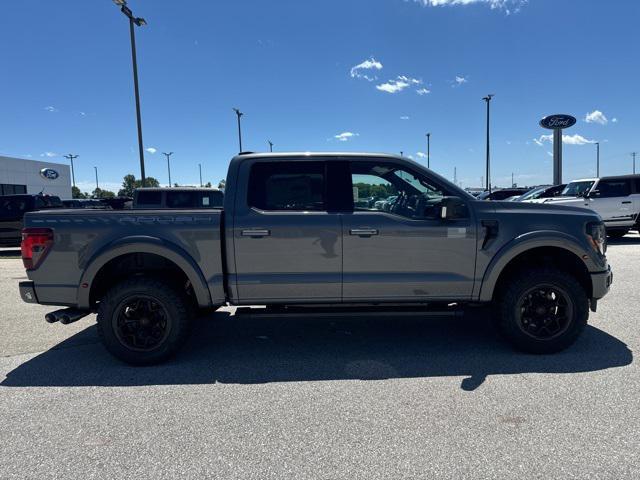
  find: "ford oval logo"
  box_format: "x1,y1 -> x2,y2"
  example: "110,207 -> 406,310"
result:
539,114 -> 576,130
39,168 -> 59,180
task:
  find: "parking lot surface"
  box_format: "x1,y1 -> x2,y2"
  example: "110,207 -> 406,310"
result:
1,235 -> 639,479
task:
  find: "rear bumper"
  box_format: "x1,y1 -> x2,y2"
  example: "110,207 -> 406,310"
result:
19,281 -> 39,304
591,266 -> 613,300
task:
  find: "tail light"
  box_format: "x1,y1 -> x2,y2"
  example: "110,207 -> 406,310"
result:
21,228 -> 54,270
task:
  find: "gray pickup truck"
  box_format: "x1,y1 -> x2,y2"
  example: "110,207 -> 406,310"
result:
18,153 -> 613,364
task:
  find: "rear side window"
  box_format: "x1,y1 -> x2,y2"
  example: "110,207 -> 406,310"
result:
596,179 -> 630,198
248,162 -> 326,211
201,191 -> 224,208
136,191 -> 162,206
166,191 -> 196,208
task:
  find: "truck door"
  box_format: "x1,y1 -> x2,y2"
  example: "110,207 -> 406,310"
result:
342,160 -> 477,301
232,160 -> 342,303
587,178 -> 634,228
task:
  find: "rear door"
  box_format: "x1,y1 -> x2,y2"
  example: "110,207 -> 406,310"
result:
588,178 -> 634,227
342,160 -> 477,301
232,159 -> 342,303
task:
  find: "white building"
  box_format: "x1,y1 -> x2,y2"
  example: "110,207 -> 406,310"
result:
0,156 -> 72,198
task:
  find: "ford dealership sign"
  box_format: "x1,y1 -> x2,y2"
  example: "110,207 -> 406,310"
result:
539,114 -> 576,130
39,168 -> 60,180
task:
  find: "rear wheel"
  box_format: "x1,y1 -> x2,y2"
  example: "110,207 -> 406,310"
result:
96,277 -> 192,365
497,268 -> 588,353
607,228 -> 629,239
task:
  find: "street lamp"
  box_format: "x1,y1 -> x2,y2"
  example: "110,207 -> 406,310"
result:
94,166 -> 99,191
64,154 -> 79,189
595,142 -> 600,177
113,0 -> 148,187
482,94 -> 494,192
425,133 -> 431,169
268,140 -> 274,152
162,152 -> 173,187
199,163 -> 203,187
232,108 -> 244,153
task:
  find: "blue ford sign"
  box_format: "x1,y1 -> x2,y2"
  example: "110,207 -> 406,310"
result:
39,168 -> 59,180
539,114 -> 576,130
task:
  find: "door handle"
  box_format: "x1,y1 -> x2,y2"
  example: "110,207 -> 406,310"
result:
622,201 -> 632,204
241,229 -> 271,237
350,228 -> 379,236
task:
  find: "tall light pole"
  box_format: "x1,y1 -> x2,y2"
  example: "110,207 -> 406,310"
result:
633,152 -> 637,174
268,140 -> 274,152
162,152 -> 173,187
233,108 -> 243,153
199,163 -> 203,187
94,166 -> 99,191
64,154 -> 79,189
113,0 -> 147,187
425,133 -> 431,169
595,142 -> 600,177
482,94 -> 494,192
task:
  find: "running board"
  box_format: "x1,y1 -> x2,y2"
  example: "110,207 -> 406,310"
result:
233,304 -> 464,319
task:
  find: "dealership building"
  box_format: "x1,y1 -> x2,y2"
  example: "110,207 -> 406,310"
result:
0,155 -> 72,198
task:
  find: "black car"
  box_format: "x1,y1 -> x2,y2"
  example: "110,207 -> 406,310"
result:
477,188 -> 530,201
0,194 -> 63,247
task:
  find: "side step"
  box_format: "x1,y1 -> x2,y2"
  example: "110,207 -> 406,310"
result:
45,308 -> 90,325
234,304 -> 464,319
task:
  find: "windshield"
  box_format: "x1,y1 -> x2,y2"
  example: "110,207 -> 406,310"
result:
561,181 -> 595,197
518,186 -> 548,201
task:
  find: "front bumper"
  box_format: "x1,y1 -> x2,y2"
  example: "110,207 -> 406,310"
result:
591,265 -> 613,300
19,281 -> 39,304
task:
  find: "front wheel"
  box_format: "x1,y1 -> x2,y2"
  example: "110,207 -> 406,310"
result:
96,278 -> 192,365
497,268 -> 588,354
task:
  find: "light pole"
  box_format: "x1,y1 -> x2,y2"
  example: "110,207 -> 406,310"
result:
94,166 -> 99,191
633,152 -> 637,174
595,142 -> 600,177
199,163 -> 203,187
268,140 -> 273,152
162,152 -> 173,187
64,154 -> 79,189
425,133 -> 431,169
113,0 -> 147,187
233,108 -> 243,153
482,94 -> 494,192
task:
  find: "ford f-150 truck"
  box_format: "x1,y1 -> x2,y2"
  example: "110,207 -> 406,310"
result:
18,153 -> 613,364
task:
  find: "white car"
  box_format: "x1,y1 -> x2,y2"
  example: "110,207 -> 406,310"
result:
540,175 -> 640,238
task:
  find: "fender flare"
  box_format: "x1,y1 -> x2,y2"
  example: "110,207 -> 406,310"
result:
77,236 -> 212,309
478,230 -> 595,302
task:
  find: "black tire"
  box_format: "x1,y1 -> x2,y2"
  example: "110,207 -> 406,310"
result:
497,268 -> 588,354
96,277 -> 192,365
607,229 -> 629,239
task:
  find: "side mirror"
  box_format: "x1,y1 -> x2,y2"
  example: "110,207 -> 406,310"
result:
439,196 -> 468,220
586,190 -> 599,198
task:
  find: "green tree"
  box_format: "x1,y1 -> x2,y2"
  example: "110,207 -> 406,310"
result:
117,174 -> 160,197
92,188 -> 115,199
218,179 -> 226,189
204,181 -> 212,188
72,186 -> 88,199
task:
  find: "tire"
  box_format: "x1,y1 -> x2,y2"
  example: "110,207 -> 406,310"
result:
607,229 -> 629,239
497,267 -> 588,354
96,277 -> 192,365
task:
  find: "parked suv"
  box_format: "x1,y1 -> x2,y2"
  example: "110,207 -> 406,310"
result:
541,175 -> 640,238
0,194 -> 63,247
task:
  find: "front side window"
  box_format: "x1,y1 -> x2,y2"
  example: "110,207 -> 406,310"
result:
350,162 -> 450,219
595,179 -> 630,198
248,162 -> 326,211
562,181 -> 594,197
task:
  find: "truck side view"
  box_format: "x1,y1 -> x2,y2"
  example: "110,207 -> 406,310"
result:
18,153 -> 613,364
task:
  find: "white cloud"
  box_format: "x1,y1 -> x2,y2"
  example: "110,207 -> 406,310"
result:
400,116 -> 410,120
333,132 -> 359,142
584,110 -> 608,125
350,57 -> 383,81
416,152 -> 427,158
452,75 -> 468,87
416,88 -> 431,95
376,75 -> 421,94
145,147 -> 157,154
79,111 -> 86,116
534,133 -> 595,146
40,152 -> 58,158
411,0 -> 527,14
612,117 -> 618,123
44,106 -> 58,112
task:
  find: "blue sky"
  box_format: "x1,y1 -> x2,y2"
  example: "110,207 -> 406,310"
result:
1,0 -> 638,192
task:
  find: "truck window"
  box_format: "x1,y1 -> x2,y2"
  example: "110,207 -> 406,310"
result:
136,191 -> 162,207
595,179 -> 630,198
350,162 -> 450,220
166,191 -> 197,208
201,191 -> 223,208
248,162 -> 326,211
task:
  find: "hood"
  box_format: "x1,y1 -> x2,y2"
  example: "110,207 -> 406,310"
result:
488,199 -> 599,218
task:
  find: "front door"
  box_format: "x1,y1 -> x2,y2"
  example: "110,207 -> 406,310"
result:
342,160 -> 477,301
232,160 -> 342,303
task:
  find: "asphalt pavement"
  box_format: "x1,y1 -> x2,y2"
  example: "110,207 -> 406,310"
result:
1,235 -> 639,479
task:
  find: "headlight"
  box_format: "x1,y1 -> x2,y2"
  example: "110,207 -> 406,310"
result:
586,221 -> 607,255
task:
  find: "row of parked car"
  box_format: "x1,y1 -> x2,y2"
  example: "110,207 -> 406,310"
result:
0,187 -> 224,247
